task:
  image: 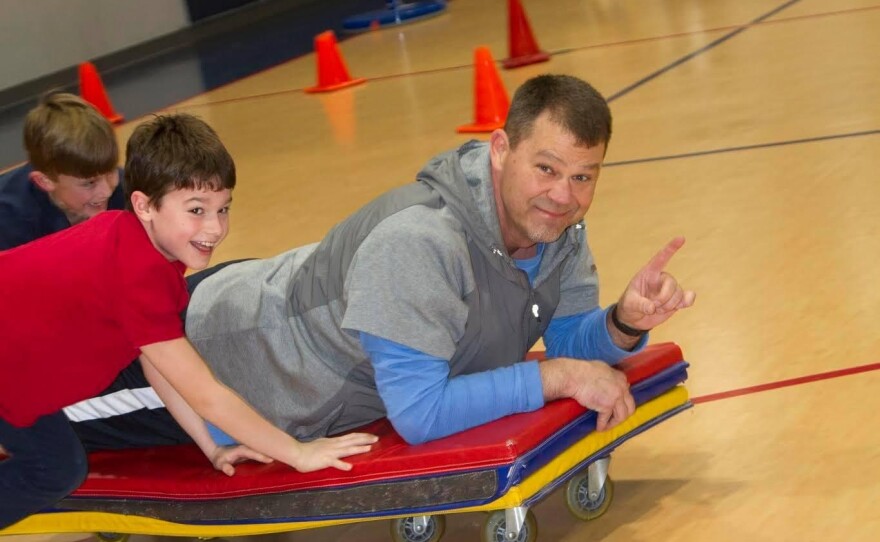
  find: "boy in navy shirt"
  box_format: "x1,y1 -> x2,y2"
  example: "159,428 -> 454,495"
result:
0,93 -> 124,250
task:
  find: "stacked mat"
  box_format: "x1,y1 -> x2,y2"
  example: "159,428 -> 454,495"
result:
1,342 -> 691,538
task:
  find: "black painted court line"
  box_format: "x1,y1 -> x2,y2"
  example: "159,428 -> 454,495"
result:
606,0 -> 803,103
553,4 -> 880,60
604,129 -> 880,168
181,0 -> 880,112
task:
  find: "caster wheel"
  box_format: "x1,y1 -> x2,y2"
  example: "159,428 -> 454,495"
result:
481,509 -> 537,542
95,534 -> 129,542
390,514 -> 446,542
565,472 -> 614,521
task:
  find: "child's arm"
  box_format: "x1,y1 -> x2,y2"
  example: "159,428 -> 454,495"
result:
140,356 -> 273,476
139,337 -> 377,472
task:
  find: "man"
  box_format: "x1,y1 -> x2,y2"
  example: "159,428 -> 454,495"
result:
0,93 -> 123,250
70,74 -> 694,450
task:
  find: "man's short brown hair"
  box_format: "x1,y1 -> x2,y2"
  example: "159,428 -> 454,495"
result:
504,74 -> 612,150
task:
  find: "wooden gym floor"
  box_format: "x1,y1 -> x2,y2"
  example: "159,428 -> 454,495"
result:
7,0 -> 880,540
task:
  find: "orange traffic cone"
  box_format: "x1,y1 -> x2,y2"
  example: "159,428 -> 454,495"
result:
305,31 -> 366,93
78,62 -> 123,124
502,0 -> 550,69
457,47 -> 510,133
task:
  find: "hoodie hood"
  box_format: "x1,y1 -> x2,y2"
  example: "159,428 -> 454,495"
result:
415,140 -> 584,286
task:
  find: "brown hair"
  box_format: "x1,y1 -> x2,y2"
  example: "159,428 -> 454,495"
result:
124,114 -> 236,209
504,74 -> 612,150
23,93 -> 118,178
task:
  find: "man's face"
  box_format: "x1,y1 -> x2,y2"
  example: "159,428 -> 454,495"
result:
490,112 -> 606,255
33,170 -> 120,225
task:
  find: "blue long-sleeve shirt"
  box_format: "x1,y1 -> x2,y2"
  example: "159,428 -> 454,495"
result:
359,246 -> 646,444
361,305 -> 646,444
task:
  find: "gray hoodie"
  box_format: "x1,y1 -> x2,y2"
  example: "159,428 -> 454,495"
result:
185,141 -> 600,440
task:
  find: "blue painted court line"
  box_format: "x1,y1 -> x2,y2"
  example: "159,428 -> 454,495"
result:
604,129 -> 880,168
607,0 -> 803,103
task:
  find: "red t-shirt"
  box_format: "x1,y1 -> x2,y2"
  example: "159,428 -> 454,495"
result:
0,211 -> 188,427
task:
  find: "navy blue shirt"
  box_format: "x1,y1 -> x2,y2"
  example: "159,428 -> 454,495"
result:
0,163 -> 125,251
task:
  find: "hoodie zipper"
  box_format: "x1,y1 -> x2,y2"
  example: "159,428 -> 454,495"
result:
492,245 -> 543,355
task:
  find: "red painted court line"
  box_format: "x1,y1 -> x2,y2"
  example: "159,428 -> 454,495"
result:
692,362 -> 880,404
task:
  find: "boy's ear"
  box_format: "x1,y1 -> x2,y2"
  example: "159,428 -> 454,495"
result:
130,191 -> 154,222
29,170 -> 56,193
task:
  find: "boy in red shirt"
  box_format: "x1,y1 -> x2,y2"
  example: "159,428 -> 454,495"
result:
0,114 -> 376,529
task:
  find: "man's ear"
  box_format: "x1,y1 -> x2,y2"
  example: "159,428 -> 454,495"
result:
28,170 -> 56,193
488,128 -> 510,171
130,191 -> 154,222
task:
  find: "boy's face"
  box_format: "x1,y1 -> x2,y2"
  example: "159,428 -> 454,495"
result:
136,185 -> 232,270
31,170 -> 120,225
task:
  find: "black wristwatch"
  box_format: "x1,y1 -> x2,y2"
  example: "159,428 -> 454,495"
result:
610,303 -> 647,337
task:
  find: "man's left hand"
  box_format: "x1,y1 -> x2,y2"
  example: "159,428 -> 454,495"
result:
616,237 -> 696,331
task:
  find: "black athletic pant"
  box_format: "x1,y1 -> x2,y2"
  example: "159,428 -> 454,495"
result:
0,412 -> 87,528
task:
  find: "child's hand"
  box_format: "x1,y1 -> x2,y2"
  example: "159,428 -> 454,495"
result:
294,432 -> 379,473
211,444 -> 274,476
